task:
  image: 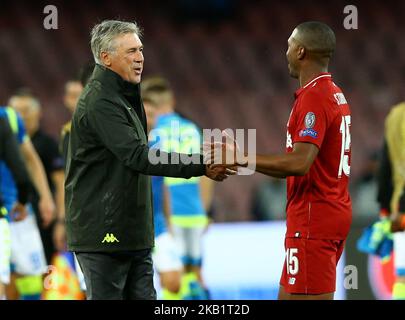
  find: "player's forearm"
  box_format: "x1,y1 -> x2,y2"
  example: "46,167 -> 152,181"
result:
52,170 -> 65,220
255,167 -> 287,179
25,149 -> 53,200
252,153 -> 310,177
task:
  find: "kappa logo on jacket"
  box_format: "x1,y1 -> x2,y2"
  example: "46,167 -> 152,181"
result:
102,233 -> 119,243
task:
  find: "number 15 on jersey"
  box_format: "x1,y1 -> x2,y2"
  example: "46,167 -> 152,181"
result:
338,115 -> 351,178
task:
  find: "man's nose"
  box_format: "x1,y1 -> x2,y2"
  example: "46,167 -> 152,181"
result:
135,51 -> 144,63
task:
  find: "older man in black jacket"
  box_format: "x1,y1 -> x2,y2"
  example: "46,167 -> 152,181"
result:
65,20 -> 229,300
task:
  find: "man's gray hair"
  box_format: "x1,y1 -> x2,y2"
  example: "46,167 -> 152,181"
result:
90,20 -> 142,65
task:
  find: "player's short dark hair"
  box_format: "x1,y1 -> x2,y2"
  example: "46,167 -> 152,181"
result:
295,21 -> 336,58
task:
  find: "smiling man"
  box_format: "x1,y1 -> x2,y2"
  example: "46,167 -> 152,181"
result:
65,20 -> 230,300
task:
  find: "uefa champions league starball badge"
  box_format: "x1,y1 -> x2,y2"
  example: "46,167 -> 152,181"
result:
305,112 -> 316,128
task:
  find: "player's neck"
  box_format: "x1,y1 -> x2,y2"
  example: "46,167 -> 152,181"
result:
158,108 -> 174,116
299,66 -> 329,88
28,126 -> 39,138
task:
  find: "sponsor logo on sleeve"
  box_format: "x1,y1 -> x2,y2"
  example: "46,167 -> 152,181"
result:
299,128 -> 318,138
300,112 -> 318,138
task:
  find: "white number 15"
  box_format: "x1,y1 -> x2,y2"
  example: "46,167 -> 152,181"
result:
338,115 -> 351,177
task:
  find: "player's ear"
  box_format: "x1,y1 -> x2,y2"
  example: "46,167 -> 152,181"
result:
297,46 -> 306,60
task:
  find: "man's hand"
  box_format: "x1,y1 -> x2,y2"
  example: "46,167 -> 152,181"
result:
53,221 -> 66,251
10,202 -> 28,222
203,132 -> 243,168
166,221 -> 175,237
391,213 -> 405,232
205,165 -> 236,181
39,196 -> 56,228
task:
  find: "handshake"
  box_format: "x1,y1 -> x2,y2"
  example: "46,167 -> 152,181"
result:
202,131 -> 249,182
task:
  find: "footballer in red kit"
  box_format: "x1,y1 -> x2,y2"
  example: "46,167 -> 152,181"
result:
208,21 -> 352,300
281,72 -> 352,295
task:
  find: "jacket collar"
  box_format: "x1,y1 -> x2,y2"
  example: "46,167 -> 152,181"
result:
92,64 -> 140,98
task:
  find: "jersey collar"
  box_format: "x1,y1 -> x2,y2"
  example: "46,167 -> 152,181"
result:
294,73 -> 332,98
155,112 -> 177,128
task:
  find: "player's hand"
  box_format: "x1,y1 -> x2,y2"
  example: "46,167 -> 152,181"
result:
53,220 -> 66,251
203,142 -> 236,166
39,196 -> 56,228
203,131 -> 242,167
390,213 -> 405,232
167,221 -> 175,237
205,164 -> 236,181
10,202 -> 28,222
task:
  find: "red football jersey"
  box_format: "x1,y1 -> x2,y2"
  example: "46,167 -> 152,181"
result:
285,73 -> 352,240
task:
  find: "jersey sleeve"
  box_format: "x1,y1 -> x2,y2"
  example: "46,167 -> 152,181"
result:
48,137 -> 64,172
17,114 -> 29,144
292,91 -> 328,149
0,117 -> 31,204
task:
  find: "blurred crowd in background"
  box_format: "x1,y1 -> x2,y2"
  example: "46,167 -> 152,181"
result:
0,1 -> 402,234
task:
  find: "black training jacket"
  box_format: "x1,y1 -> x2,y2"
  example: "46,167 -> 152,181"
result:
65,64 -> 206,252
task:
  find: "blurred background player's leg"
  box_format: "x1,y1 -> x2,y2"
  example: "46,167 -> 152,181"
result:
152,232 -> 183,299
7,210 -> 47,300
174,175 -> 213,300
0,216 -> 11,300
173,224 -> 208,300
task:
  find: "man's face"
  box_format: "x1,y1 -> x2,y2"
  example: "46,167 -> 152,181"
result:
64,81 -> 83,114
10,96 -> 40,136
286,29 -> 301,79
107,33 -> 144,84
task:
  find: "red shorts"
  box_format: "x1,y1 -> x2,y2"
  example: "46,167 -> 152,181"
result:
279,237 -> 345,295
